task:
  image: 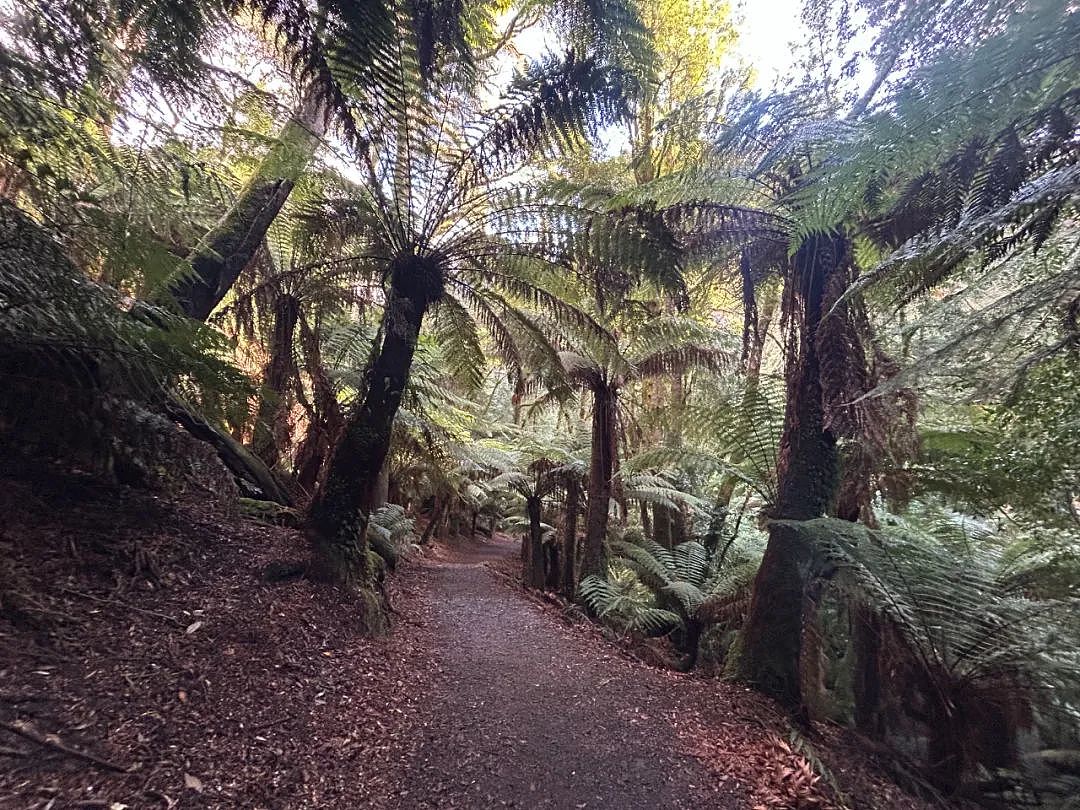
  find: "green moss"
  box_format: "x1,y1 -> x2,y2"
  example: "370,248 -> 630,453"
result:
723,630 -> 746,679
238,497 -> 302,528
355,586 -> 389,635
698,624 -> 739,676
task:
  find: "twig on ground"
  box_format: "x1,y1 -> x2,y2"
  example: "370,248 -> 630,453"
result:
59,587 -> 182,627
0,720 -> 132,774
250,716 -> 293,732
0,692 -> 49,704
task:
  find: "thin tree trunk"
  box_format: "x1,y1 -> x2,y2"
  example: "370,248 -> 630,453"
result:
581,384 -> 616,580
561,477 -> 581,597
306,257 -> 439,584
253,292 -> 301,469
166,93 -> 326,321
733,234 -> 844,711
714,258 -> 779,527
419,498 -> 444,545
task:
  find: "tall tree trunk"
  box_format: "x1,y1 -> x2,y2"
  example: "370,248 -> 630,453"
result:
732,234 -> 845,711
252,292 -> 301,469
306,256 -> 441,584
581,384 -> 616,580
523,495 -> 546,589
561,477 -> 581,597
165,93 -> 326,321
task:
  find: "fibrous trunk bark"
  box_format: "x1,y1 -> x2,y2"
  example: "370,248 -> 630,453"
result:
306,256 -> 440,584
733,234 -> 844,711
292,315 -> 343,499
581,384 -> 616,580
252,292 -> 301,470
166,93 -> 325,321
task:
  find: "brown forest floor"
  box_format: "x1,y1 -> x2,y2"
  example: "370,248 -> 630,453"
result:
0,466 -> 935,809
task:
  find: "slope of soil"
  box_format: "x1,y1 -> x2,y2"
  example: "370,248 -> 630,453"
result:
0,465 -> 432,809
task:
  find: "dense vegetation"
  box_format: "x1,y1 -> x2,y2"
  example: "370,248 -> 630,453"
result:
1,0 -> 1077,804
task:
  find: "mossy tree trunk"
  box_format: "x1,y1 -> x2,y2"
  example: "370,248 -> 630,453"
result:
307,256 -> 442,585
732,234 -> 844,711
166,94 -> 326,321
581,383 -> 617,580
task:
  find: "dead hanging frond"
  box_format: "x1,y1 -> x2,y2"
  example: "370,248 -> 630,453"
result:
634,345 -> 731,380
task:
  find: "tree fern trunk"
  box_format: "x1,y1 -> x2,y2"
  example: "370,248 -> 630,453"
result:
523,495 -> 546,589
671,505 -> 687,545
252,292 -> 301,470
166,93 -> 325,320
419,498 -> 444,546
732,234 -> 844,711
653,503 -> 672,547
306,256 -> 440,585
292,315 -> 342,500
582,384 -> 616,580
561,477 -> 581,597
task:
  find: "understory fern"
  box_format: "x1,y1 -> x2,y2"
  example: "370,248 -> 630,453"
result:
580,533 -> 762,638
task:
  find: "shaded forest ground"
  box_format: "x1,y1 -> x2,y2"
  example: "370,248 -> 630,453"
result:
1,467 -> 933,808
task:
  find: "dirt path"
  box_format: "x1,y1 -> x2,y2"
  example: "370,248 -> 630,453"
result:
401,535 -> 737,809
